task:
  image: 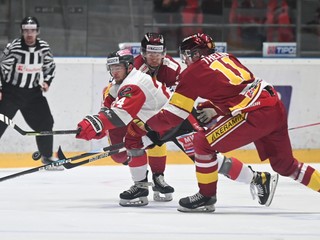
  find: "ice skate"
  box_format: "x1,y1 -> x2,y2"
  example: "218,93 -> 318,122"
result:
41,156 -> 64,171
178,192 -> 216,213
119,175 -> 152,207
249,166 -> 279,206
152,173 -> 174,201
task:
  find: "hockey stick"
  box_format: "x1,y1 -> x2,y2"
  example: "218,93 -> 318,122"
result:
60,142 -> 125,169
59,118 -> 320,170
60,148 -> 123,169
0,113 -> 79,136
58,118 -> 196,170
288,122 -> 320,131
59,134 -> 194,170
0,142 -> 125,183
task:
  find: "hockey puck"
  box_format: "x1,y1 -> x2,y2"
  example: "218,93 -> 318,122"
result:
32,151 -> 41,161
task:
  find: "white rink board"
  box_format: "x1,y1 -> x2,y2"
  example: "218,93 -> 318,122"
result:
1,58 -> 320,153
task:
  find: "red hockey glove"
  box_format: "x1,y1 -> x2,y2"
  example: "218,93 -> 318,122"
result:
127,119 -> 149,137
125,119 -> 149,150
76,115 -> 107,141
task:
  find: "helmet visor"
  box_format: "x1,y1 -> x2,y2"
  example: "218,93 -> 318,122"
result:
21,24 -> 37,30
180,49 -> 192,64
109,64 -> 125,74
106,56 -> 120,71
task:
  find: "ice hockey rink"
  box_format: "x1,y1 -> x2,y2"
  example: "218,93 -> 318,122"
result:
0,163 -> 319,240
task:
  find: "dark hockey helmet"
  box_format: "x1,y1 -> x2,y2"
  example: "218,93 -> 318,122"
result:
179,33 -> 215,63
20,16 -> 40,31
141,32 -> 166,55
106,49 -> 134,71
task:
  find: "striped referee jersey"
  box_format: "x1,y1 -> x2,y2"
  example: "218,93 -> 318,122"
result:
0,37 -> 55,89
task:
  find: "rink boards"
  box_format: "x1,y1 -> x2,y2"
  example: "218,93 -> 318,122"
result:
0,149 -> 319,168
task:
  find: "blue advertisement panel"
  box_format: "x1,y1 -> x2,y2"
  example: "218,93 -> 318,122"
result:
274,85 -> 292,116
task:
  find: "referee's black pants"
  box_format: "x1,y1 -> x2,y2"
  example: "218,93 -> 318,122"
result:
0,84 -> 54,158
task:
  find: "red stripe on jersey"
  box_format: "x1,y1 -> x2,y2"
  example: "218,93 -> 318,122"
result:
228,157 -> 243,180
103,95 -> 115,108
98,112 -> 117,130
195,159 -> 217,174
151,75 -> 170,99
196,165 -> 217,174
301,166 -> 315,186
128,154 -> 148,167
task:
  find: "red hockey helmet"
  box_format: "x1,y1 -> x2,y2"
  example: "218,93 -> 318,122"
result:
179,33 -> 215,64
141,32 -> 166,55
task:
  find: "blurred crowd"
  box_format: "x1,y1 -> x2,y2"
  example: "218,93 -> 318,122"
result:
153,0 -> 297,53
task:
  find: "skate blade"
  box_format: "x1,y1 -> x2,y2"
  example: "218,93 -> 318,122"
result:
153,192 -> 173,202
177,205 -> 215,213
119,197 -> 148,207
265,174 -> 279,207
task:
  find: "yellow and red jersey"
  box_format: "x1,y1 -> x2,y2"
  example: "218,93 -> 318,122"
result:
147,52 -> 271,133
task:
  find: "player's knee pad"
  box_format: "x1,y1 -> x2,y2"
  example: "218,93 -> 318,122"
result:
111,151 -> 128,164
147,144 -> 167,157
217,154 -> 232,175
128,151 -> 148,170
127,148 -> 146,157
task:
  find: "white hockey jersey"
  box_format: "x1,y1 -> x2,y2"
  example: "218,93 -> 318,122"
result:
110,68 -> 171,125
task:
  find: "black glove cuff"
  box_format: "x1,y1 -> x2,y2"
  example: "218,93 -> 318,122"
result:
85,115 -> 103,133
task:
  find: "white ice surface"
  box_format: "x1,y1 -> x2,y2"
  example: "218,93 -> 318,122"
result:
0,164 -> 319,240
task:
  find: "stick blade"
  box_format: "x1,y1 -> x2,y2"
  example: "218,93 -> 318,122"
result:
57,146 -> 67,160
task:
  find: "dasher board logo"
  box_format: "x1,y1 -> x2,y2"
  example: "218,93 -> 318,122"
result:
215,42 -> 227,53
118,42 -> 141,56
263,42 -> 296,57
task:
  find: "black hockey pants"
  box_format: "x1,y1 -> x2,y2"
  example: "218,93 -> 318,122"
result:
0,84 -> 54,158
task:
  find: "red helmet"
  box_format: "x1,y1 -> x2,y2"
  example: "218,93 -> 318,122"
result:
179,33 -> 215,63
141,32 -> 166,54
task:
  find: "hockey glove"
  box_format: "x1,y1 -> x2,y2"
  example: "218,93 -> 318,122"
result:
196,101 -> 218,123
76,115 -> 107,140
125,119 -> 151,150
127,119 -> 149,137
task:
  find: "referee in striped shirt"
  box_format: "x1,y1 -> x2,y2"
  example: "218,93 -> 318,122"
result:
0,16 -> 62,169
